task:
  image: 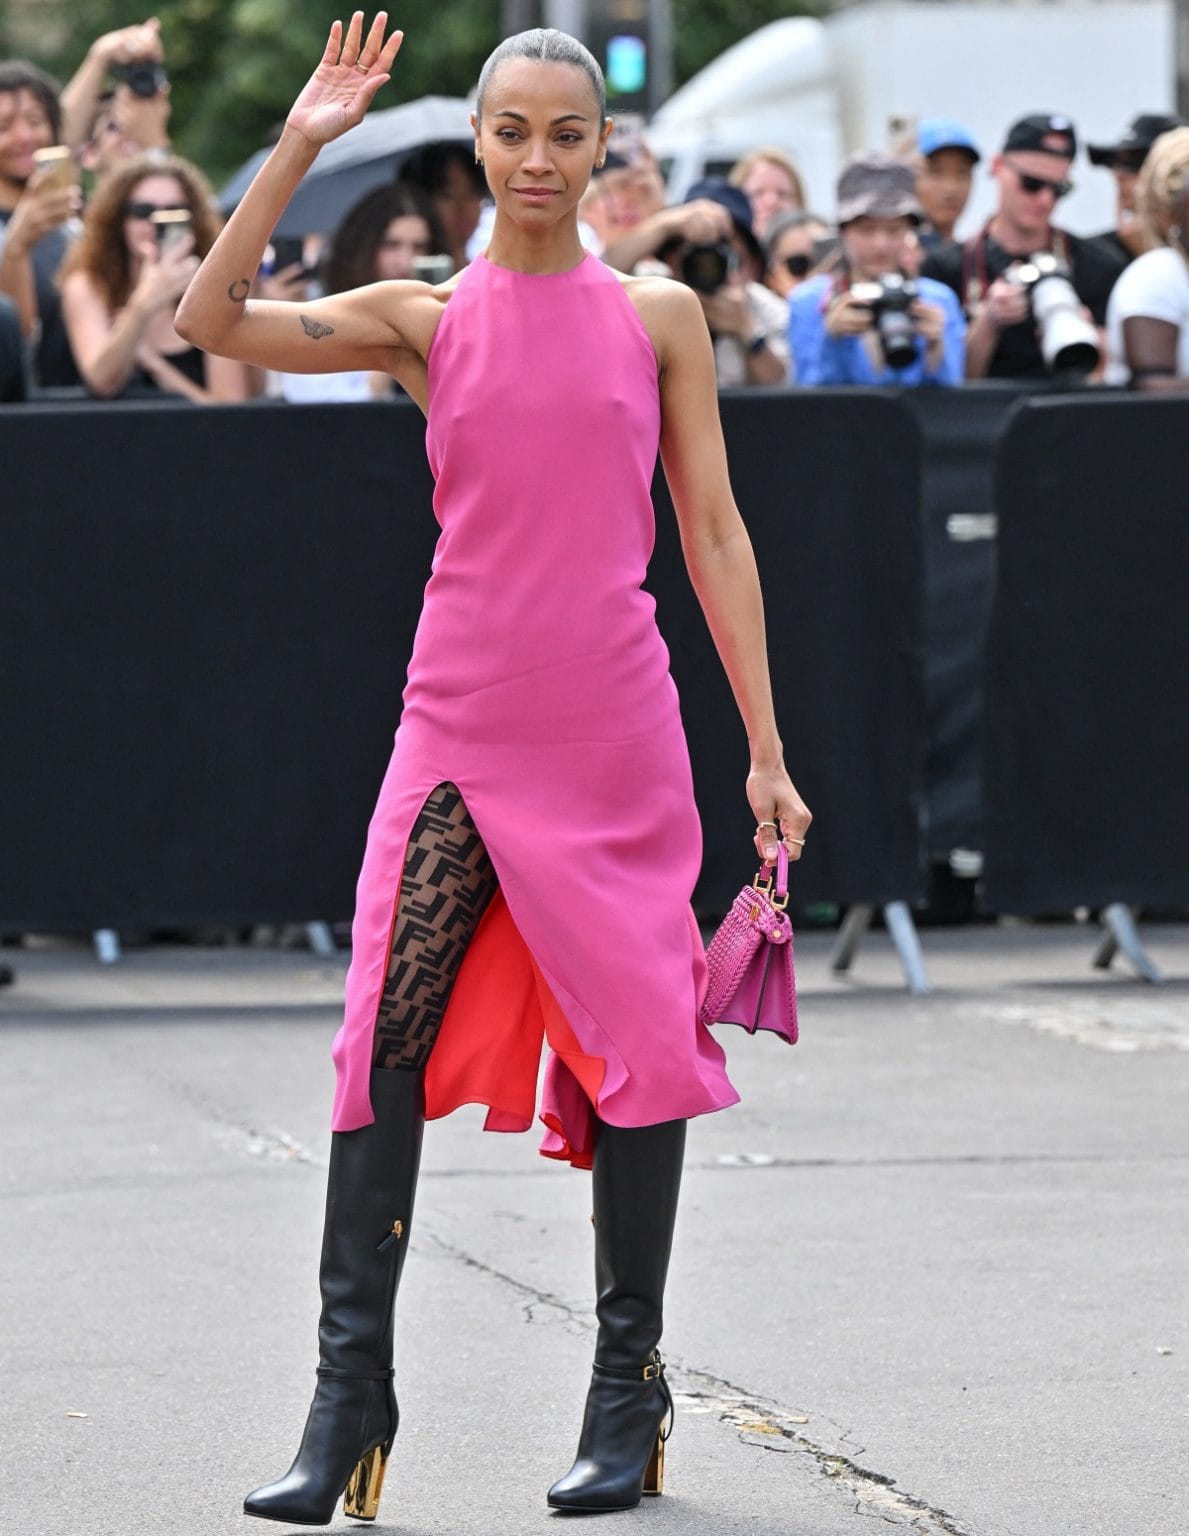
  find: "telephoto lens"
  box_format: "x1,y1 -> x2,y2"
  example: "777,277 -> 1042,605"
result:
1012,255 -> 1100,377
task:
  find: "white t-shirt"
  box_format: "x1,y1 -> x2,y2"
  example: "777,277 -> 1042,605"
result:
1105,245 -> 1189,383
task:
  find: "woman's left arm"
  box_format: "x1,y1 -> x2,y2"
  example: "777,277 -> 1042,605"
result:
645,278 -> 811,863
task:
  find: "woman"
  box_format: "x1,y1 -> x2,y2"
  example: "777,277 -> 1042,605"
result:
60,151 -> 249,400
763,208 -> 831,301
278,180 -> 446,401
729,146 -> 806,239
790,152 -> 965,387
402,139 -> 488,271
177,14 -> 809,1526
1106,127 -> 1189,391
323,179 -> 446,290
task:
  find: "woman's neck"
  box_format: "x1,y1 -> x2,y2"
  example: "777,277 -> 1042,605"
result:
482,216 -> 587,275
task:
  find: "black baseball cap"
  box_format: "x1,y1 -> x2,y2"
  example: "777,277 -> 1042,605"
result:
683,176 -> 763,262
1002,114 -> 1078,159
1087,112 -> 1186,167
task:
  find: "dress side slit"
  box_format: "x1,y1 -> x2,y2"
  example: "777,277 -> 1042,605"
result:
371,781 -> 499,1071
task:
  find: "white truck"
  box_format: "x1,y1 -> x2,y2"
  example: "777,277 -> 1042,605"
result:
646,0 -> 1176,237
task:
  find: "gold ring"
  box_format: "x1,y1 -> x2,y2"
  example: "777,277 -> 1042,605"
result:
756,820 -> 778,831
787,836 -> 807,846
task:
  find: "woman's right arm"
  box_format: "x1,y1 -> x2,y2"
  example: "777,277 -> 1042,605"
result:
175,14 -> 414,375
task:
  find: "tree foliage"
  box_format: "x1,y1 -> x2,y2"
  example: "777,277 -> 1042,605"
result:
10,0 -> 821,186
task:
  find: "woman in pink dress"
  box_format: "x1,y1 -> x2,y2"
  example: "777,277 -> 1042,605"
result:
177,12 -> 810,1526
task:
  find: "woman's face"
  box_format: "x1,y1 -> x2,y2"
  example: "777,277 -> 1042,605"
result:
374,213 -> 433,280
473,59 -> 610,235
0,88 -> 54,191
122,172 -> 188,259
432,158 -> 483,255
766,220 -> 826,298
841,215 -> 913,280
741,158 -> 801,237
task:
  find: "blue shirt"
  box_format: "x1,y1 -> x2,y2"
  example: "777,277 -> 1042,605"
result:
789,273 -> 966,387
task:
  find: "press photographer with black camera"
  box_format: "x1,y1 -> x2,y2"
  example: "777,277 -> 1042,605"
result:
600,175 -> 788,385
923,114 -> 1126,380
789,153 -> 965,386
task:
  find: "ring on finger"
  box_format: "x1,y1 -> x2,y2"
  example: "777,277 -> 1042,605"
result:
756,820 -> 778,832
787,836 -> 807,847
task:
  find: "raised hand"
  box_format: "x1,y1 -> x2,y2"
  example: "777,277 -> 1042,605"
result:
287,12 -> 403,148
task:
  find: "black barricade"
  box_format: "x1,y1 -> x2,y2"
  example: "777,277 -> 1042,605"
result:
904,386 -> 1036,860
0,394 -> 927,929
655,390 -> 926,913
983,395 -> 1189,913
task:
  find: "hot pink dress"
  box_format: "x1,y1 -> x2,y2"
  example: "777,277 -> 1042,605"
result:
330,251 -> 739,1167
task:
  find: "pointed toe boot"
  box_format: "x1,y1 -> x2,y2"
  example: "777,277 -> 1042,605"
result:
548,1117 -> 686,1513
244,1069 -> 424,1526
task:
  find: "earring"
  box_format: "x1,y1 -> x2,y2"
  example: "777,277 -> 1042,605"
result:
475,154 -> 484,166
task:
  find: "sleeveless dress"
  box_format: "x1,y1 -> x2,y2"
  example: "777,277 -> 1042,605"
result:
330,251 -> 739,1168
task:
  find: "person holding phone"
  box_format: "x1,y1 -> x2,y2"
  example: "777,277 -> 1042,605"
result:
0,60 -> 82,387
59,151 -> 249,400
276,180 -> 448,401
176,13 -> 808,1526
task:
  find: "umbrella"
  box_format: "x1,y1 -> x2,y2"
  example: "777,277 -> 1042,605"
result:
219,95 -> 474,237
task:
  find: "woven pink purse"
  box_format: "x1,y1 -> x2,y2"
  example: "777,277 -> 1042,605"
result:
700,842 -> 798,1043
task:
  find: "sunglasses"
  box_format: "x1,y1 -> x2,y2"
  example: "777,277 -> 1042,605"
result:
124,200 -> 189,220
1006,161 -> 1073,200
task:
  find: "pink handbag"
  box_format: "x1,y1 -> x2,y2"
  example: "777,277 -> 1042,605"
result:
700,842 -> 798,1043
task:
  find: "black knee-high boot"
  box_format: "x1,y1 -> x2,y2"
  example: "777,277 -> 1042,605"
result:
547,1117 -> 687,1512
244,1069 -> 424,1526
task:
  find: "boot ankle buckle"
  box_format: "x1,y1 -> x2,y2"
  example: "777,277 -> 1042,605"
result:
642,1356 -> 664,1381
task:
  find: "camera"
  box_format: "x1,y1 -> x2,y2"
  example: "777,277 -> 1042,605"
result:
849,272 -> 919,371
1006,255 -> 1100,377
113,59 -> 168,98
679,241 -> 734,295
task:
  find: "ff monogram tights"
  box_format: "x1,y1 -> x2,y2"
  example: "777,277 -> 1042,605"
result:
370,782 -> 498,1072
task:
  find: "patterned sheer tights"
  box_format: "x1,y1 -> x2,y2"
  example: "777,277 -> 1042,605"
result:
371,782 -> 499,1072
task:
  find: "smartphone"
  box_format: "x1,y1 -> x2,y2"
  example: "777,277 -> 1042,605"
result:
151,209 -> 192,256
31,145 -> 76,194
269,236 -> 306,272
412,254 -> 454,285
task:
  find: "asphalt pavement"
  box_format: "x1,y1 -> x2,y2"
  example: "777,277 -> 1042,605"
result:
1,920 -> 1187,1536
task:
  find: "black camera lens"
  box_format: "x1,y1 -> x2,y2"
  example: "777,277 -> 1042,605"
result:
680,242 -> 731,295
115,60 -> 168,98
783,253 -> 811,278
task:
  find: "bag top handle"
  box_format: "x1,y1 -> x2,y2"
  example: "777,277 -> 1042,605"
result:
754,840 -> 789,901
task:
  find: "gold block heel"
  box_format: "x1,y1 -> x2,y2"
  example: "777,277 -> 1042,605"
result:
642,1429 -> 665,1496
342,1444 -> 389,1521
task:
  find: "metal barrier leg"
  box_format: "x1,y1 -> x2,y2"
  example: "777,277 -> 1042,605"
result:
1094,904 -> 1164,985
830,904 -> 873,974
304,922 -> 337,959
883,901 -> 932,995
93,929 -> 121,965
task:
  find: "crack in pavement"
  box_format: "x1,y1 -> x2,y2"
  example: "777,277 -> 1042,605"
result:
423,1230 -> 980,1535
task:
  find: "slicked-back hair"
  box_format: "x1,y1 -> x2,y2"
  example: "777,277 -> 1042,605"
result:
0,60 -> 62,144
475,29 -> 606,126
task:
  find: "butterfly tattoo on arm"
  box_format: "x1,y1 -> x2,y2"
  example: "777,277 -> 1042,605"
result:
300,314 -> 335,340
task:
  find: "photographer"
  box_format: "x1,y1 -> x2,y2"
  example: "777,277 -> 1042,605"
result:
59,18 -> 171,164
923,114 -> 1126,379
605,177 -> 787,385
790,153 -> 964,387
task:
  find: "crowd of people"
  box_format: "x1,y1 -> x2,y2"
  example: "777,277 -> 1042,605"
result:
1,16 -> 1187,403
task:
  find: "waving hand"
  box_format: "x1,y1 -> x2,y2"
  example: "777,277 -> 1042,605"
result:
287,11 -> 404,147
